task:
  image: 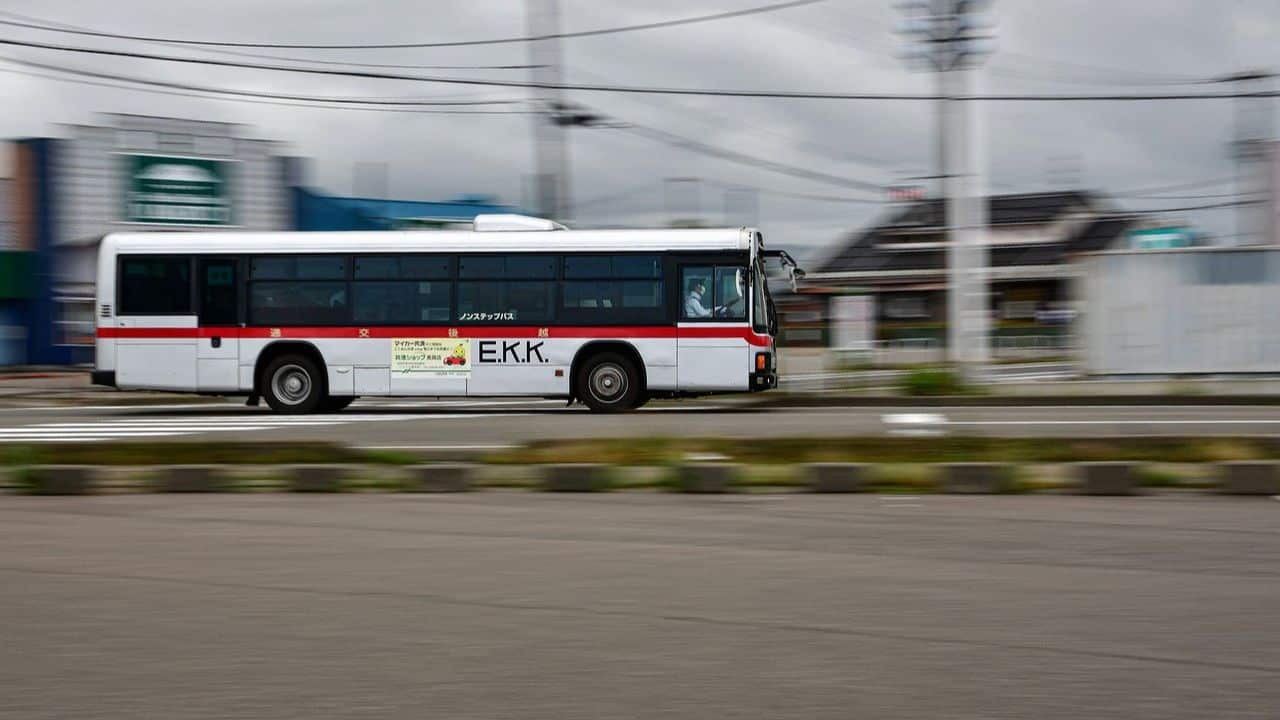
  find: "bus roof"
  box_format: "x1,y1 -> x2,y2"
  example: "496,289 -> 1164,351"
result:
100,228 -> 757,255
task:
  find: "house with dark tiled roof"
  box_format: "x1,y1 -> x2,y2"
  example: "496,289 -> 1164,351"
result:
804,191 -> 1138,344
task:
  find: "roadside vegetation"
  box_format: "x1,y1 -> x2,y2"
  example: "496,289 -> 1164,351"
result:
487,436 -> 1273,466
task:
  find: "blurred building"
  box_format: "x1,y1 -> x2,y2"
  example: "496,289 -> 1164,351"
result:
805,191 -> 1137,347
9,114 -> 291,364
1081,246 -> 1280,374
3,113 -> 519,367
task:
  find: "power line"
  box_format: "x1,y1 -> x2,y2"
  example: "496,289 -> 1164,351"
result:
5,37 -> 1280,102
571,66 -> 900,173
1114,190 -> 1265,201
0,64 -> 533,115
0,0 -> 826,50
616,122 -> 885,193
699,177 -> 885,205
1105,177 -> 1238,196
0,10 -> 544,71
1123,199 -> 1265,214
0,56 -> 532,110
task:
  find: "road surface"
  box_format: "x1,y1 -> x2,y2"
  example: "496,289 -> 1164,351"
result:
0,398 -> 1278,446
2,493 -> 1276,719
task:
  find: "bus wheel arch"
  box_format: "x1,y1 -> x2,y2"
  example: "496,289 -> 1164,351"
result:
571,342 -> 647,412
255,341 -> 329,414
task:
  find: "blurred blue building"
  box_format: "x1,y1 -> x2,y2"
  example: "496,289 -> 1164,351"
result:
4,114 -> 520,367
293,189 -> 520,231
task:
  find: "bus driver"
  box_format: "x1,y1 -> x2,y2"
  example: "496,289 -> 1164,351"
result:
685,278 -> 712,318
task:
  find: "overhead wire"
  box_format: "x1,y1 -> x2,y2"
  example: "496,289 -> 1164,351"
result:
0,0 -> 827,50
5,36 -> 1280,102
0,9 -> 543,71
0,56 -> 534,112
614,122 -> 884,193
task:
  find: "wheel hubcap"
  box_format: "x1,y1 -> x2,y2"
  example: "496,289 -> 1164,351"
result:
589,363 -> 628,404
271,364 -> 312,406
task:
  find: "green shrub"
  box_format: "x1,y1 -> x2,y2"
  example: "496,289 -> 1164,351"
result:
900,367 -> 967,396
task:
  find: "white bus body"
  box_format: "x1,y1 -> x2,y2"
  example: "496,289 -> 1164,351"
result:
94,220 -> 783,412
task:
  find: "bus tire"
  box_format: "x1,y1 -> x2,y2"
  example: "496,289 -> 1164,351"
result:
320,396 -> 357,413
576,352 -> 642,413
262,354 -> 326,414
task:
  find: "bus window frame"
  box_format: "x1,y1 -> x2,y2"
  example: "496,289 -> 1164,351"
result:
116,254 -> 197,317
672,252 -> 751,324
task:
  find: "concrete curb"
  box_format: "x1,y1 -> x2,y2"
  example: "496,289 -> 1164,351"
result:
20,465 -> 99,495
752,394 -> 1280,408
806,463 -> 867,493
673,463 -> 739,494
151,465 -> 231,493
541,464 -> 611,492
1078,462 -> 1138,496
288,465 -> 346,493
941,463 -> 1010,494
5,461 -> 1277,497
1219,461 -> 1280,496
404,464 -> 474,493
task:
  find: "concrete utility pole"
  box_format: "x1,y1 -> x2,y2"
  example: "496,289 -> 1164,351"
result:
527,0 -> 570,222
896,0 -> 996,370
1225,70 -> 1275,245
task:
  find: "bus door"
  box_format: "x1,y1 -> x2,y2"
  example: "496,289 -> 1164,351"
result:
196,257 -> 241,392
114,255 -> 199,391
677,264 -> 750,391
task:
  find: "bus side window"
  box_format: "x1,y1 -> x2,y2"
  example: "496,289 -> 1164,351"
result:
119,256 -> 192,315
562,254 -> 663,324
457,254 -> 555,323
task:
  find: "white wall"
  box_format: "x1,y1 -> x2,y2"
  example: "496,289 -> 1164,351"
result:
1082,249 -> 1280,374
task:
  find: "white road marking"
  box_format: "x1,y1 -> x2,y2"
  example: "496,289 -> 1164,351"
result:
358,399 -> 566,408
948,419 -> 1280,426
0,412 -> 530,443
0,402 -> 236,414
356,444 -> 518,451
881,413 -> 948,437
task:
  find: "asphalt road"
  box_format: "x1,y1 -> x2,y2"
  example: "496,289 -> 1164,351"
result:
0,399 -> 1279,447
2,493 -> 1277,719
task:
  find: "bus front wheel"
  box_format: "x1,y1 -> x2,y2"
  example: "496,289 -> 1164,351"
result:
262,354 -> 326,414
577,352 -> 642,413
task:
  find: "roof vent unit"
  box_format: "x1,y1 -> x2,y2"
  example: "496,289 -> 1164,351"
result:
472,214 -> 568,232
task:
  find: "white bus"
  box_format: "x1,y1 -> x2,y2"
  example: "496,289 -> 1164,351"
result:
92,215 -> 801,413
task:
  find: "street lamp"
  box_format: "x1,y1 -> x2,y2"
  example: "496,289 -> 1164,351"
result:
895,0 -> 997,371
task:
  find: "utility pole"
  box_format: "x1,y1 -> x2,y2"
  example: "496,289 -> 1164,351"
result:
527,0 -> 569,222
1225,70 -> 1275,245
896,0 -> 996,371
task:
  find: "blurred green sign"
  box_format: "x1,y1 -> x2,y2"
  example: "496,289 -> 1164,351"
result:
1127,226 -> 1193,249
124,154 -> 232,225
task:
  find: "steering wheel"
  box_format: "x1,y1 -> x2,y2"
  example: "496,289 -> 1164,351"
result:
717,296 -> 745,317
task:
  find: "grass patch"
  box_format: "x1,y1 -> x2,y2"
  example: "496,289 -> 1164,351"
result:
488,436 -> 1280,467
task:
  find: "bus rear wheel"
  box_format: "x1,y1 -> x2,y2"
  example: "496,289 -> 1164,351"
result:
577,352 -> 642,413
262,354 -> 326,414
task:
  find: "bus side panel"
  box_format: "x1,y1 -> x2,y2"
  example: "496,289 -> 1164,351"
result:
116,316 -> 199,391
468,337 -> 572,396
633,338 -> 677,391
676,326 -> 750,391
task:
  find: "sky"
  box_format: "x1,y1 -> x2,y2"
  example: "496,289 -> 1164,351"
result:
0,0 -> 1276,260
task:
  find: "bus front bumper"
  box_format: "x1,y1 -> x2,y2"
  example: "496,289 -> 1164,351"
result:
91,371 -> 117,388
750,370 -> 777,391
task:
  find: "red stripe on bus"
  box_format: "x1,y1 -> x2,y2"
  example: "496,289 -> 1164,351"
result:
96,326 -> 772,346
